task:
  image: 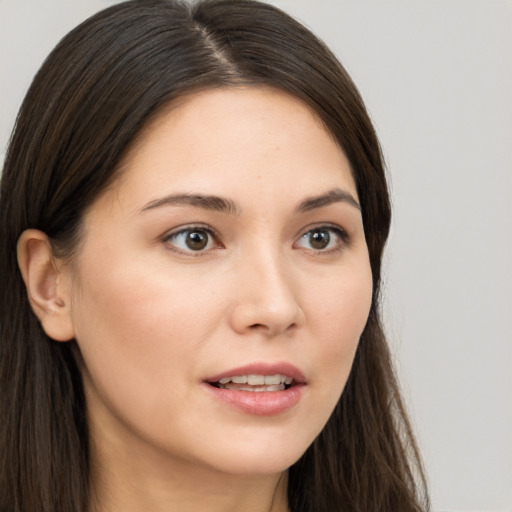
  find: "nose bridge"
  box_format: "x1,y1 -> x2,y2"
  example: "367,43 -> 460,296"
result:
230,241 -> 302,336
250,244 -> 294,301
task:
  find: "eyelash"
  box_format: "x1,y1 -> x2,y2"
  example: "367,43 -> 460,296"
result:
295,225 -> 350,254
162,225 -> 222,256
162,224 -> 349,256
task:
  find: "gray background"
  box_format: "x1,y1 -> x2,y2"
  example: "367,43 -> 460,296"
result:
1,1 -> 511,510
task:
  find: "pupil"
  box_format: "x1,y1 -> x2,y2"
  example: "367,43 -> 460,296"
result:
310,230 -> 330,249
186,231 -> 208,250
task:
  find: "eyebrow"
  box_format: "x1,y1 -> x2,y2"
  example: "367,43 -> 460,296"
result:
296,188 -> 360,213
140,193 -> 240,215
139,187 -> 360,216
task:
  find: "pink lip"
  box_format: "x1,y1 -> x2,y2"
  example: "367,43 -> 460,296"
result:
203,362 -> 307,416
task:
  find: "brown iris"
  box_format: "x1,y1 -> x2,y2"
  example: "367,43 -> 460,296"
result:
309,229 -> 330,250
185,230 -> 209,250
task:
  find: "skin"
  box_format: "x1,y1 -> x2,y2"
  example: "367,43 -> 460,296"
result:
18,86 -> 373,512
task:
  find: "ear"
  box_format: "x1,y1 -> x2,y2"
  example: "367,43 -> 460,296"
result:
17,229 -> 75,342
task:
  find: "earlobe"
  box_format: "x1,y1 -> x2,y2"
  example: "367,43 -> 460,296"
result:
17,229 -> 75,342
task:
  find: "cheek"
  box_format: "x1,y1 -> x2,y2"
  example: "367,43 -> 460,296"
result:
68,257 -> 227,456
70,261 -> 171,393
306,257 -> 373,393
309,255 -> 372,336
72,254 -> 218,339
68,253 -> 231,410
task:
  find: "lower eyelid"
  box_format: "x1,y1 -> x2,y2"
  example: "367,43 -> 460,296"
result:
294,226 -> 350,252
162,226 -> 220,253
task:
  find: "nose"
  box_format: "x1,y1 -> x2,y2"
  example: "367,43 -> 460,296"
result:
229,249 -> 304,337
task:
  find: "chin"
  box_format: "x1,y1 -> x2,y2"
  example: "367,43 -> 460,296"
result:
192,431 -> 314,477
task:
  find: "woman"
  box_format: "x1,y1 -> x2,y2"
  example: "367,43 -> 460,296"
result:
0,0 -> 429,511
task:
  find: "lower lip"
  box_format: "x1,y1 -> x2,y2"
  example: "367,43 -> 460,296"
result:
204,383 -> 305,416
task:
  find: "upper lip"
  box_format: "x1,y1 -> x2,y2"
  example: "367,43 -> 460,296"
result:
205,362 -> 307,384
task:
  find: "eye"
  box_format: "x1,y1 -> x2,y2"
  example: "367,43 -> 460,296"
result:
295,226 -> 348,252
164,227 -> 218,253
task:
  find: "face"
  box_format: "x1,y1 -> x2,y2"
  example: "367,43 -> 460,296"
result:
66,87 -> 372,477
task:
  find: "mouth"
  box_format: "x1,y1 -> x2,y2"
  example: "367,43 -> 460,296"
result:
203,363 -> 306,415
208,374 -> 295,392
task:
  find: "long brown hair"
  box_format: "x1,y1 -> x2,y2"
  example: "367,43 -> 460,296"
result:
0,1 -> 429,510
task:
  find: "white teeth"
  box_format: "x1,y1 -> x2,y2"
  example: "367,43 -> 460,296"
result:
215,374 -> 293,387
221,383 -> 286,392
248,374 -> 265,385
214,373 -> 295,391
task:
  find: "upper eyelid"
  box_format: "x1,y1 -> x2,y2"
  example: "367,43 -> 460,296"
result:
294,224 -> 350,251
161,225 -> 223,255
296,222 -> 349,239
163,224 -> 220,240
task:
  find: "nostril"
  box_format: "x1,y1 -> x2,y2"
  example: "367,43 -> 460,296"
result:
248,321 -> 297,334
229,295 -> 303,336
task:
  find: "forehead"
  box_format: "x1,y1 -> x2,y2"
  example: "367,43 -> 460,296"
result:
102,86 -> 357,213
